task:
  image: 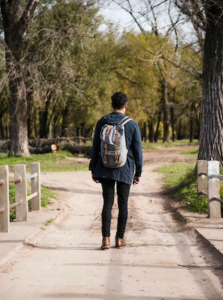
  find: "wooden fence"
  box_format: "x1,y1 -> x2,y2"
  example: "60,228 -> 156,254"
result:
0,163 -> 41,232
197,160 -> 223,219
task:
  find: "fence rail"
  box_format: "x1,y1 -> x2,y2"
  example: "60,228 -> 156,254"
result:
9,178 -> 22,184
197,160 -> 222,219
0,163 -> 41,232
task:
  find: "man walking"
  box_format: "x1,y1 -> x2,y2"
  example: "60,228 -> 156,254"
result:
89,92 -> 143,250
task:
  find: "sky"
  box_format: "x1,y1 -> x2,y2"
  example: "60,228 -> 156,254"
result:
98,1 -> 195,41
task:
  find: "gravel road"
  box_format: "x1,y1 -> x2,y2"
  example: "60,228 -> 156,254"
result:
1,161 -> 223,300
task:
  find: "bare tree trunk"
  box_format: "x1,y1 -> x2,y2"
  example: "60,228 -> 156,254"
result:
0,0 -> 38,157
170,107 -> 175,142
78,127 -> 81,145
39,92 -> 52,138
27,105 -> 31,139
5,115 -> 9,139
5,42 -> 30,156
61,106 -> 69,137
178,119 -> 182,140
195,107 -> 200,141
143,122 -> 147,142
8,73 -> 30,156
154,110 -> 161,143
162,79 -> 170,143
33,106 -> 38,138
198,3 -> 223,162
26,87 -> 35,139
0,117 -> 4,139
149,117 -> 154,143
190,103 -> 195,143
53,114 -> 59,138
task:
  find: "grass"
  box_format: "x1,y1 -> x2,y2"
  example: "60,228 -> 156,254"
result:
41,187 -> 57,207
9,185 -> 16,221
181,149 -> 198,156
142,141 -> 173,150
0,151 -> 88,172
9,185 -> 57,221
142,139 -> 199,150
156,163 -> 208,214
175,139 -> 199,145
3,151 -> 87,221
45,218 -> 55,226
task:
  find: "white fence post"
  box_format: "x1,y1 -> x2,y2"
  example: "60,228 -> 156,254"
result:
208,161 -> 221,219
0,166 -> 9,232
15,165 -> 28,221
31,163 -> 41,211
197,160 -> 207,198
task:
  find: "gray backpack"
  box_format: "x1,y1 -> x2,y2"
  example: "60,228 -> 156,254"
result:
100,116 -> 132,168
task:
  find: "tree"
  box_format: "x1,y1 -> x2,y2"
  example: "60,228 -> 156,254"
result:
198,2 -> 223,162
0,0 -> 40,156
175,0 -> 223,162
0,0 -> 100,155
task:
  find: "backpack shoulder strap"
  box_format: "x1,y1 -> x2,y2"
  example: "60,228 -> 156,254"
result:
119,116 -> 132,126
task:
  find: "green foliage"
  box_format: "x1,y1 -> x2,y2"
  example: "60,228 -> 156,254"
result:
9,185 -> 57,221
156,163 -> 208,214
0,1 -> 203,144
0,152 -> 88,172
9,185 -> 16,221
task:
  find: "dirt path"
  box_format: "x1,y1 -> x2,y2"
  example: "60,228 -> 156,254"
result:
1,162 -> 223,300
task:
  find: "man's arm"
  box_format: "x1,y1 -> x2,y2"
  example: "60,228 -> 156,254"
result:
132,123 -> 143,178
89,120 -> 102,174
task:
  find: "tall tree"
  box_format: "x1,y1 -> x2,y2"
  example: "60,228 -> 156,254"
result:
0,0 -> 100,155
0,0 -> 40,156
175,0 -> 223,162
198,2 -> 223,162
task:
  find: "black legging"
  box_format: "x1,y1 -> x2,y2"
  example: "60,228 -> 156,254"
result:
101,179 -> 131,239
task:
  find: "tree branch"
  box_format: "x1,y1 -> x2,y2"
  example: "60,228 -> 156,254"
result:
19,0 -> 39,36
114,70 -> 141,86
174,0 -> 206,31
161,54 -> 202,80
113,0 -> 145,33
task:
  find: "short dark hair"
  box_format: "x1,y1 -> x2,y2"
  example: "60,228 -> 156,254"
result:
111,92 -> 128,110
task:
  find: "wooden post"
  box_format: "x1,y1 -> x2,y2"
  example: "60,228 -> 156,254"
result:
15,165 -> 28,221
197,160 -> 207,198
208,161 -> 221,219
0,166 -> 9,232
31,163 -> 41,211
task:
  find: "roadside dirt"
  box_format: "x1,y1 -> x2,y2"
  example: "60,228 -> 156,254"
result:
1,148 -> 223,300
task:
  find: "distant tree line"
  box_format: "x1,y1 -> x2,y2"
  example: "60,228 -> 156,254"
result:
0,0 -> 206,156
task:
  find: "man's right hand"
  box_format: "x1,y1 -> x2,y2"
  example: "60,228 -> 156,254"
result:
133,176 -> 140,186
92,174 -> 99,183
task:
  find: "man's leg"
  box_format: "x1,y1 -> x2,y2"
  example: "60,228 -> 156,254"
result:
116,181 -> 131,239
101,179 -> 115,237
